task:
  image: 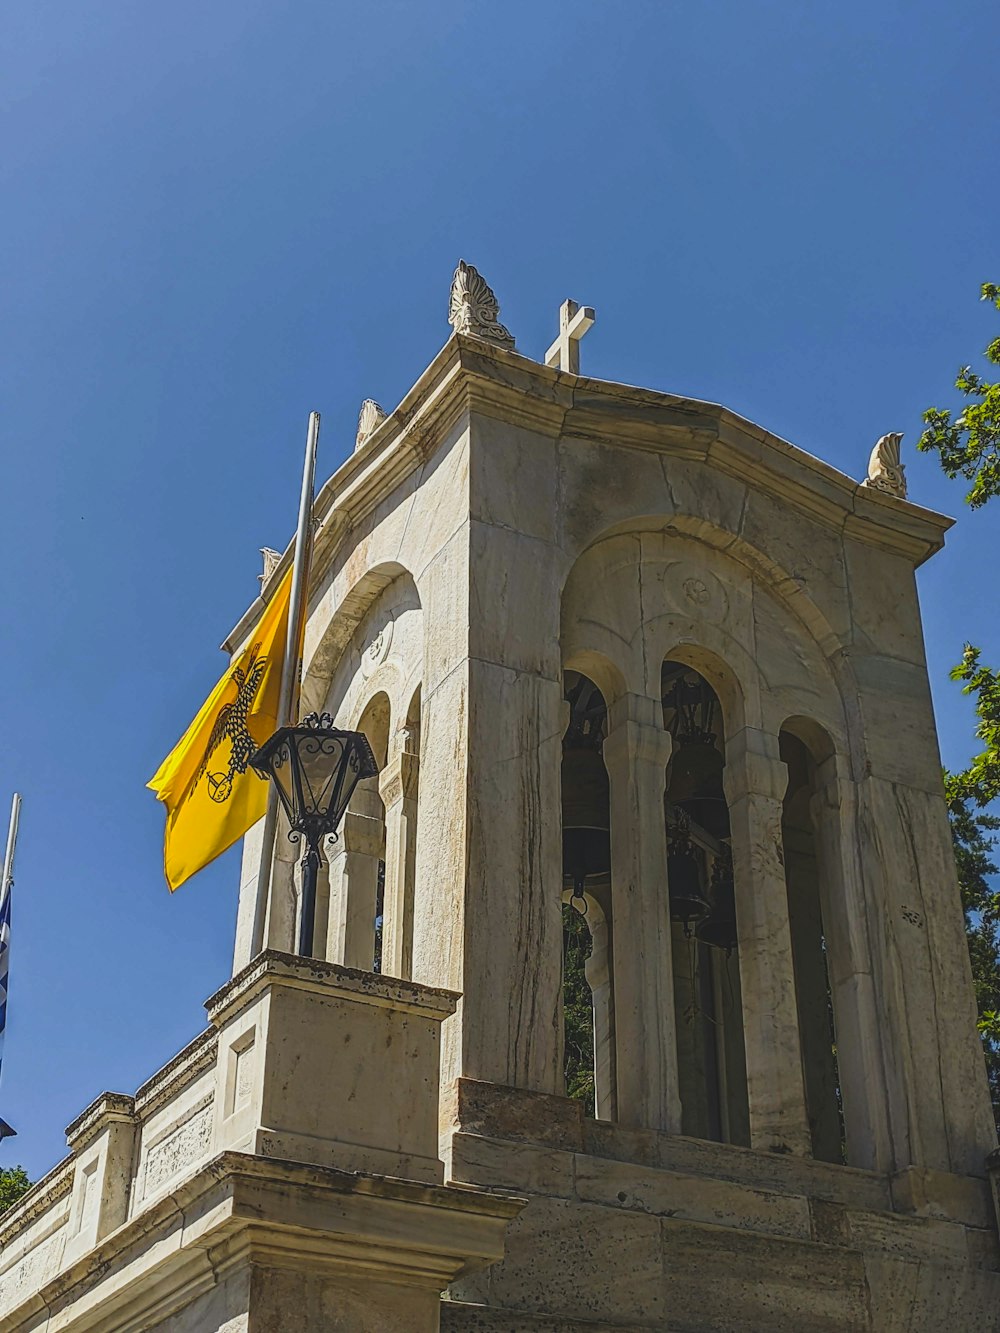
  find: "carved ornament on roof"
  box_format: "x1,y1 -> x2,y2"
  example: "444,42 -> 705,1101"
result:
448,259 -> 515,350
863,432 -> 907,500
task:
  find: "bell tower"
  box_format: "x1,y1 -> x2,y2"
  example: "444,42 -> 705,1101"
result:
5,264 -> 999,1332
228,262 -> 1000,1327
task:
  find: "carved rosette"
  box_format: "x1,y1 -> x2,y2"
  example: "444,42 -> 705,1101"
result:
448,259 -> 516,350
863,432 -> 907,499
355,398 -> 389,450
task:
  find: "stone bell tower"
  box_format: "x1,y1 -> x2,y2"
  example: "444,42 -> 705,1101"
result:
3,264 -> 1000,1331
230,261 -> 1000,1327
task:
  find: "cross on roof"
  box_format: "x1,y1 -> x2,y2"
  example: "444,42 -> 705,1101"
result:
545,299 -> 596,374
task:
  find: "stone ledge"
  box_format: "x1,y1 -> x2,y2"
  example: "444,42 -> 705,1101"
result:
442,1303 -> 659,1332
0,1157 -> 74,1250
133,1026 -> 217,1115
206,949 -> 460,1027
0,1151 -> 525,1333
446,1079 -> 892,1212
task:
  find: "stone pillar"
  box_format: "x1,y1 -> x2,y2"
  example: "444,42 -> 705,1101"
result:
810,754 -> 893,1172
208,952 -> 460,1183
232,808 -> 299,969
379,743 -> 419,979
857,772 -> 997,1175
62,1093 -> 138,1266
724,727 -> 811,1156
325,782 -> 384,970
603,692 -> 680,1133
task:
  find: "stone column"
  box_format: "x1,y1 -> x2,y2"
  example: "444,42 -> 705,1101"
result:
724,727 -> 811,1156
810,754 -> 893,1172
379,741 -> 419,980
325,782 -> 384,971
603,692 -> 681,1133
62,1094 -> 138,1266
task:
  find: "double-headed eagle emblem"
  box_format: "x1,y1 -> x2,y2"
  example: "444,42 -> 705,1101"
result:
197,645 -> 269,803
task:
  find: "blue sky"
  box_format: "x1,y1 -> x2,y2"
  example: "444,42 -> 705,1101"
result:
2,1 -> 998,1180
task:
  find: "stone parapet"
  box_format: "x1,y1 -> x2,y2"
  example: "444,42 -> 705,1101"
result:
0,959 -> 521,1332
443,1079 -> 1000,1330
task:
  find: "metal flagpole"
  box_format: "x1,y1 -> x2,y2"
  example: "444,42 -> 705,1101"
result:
0,793 -> 21,1139
249,413 -> 320,958
1,793 -> 19,905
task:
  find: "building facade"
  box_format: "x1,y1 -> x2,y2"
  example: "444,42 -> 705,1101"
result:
3,272 -> 999,1329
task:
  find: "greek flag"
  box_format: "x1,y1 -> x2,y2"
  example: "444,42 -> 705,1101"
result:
0,794 -> 19,1140
0,874 -> 9,1081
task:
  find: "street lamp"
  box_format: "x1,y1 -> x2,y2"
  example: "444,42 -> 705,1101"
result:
250,712 -> 378,956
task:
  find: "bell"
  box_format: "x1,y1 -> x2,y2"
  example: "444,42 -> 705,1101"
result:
667,832 -> 710,929
696,850 -> 738,953
676,794 -> 731,840
562,746 -> 611,897
668,737 -> 724,804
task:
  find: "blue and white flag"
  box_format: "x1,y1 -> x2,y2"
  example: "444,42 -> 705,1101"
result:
0,793 -> 19,1139
0,871 -> 10,1087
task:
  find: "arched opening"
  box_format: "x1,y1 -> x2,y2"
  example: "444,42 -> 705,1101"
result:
324,691 -> 390,971
379,686 -> 421,979
779,728 -> 845,1164
560,670 -> 616,1120
662,660 -> 750,1146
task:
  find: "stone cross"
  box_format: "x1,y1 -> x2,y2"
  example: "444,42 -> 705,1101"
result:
545,299 -> 596,374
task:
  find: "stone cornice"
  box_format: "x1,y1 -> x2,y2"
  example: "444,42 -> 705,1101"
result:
0,1152 -> 524,1333
0,1157 -> 74,1248
205,949 -> 460,1028
222,336 -> 952,650
133,1027 -> 218,1117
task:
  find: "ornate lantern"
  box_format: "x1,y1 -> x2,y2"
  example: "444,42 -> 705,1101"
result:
250,712 -> 378,956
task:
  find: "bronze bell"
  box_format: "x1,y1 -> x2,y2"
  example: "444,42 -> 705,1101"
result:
668,736 -> 724,803
696,849 -> 738,953
562,746 -> 611,898
677,793 -> 731,840
667,829 -> 710,930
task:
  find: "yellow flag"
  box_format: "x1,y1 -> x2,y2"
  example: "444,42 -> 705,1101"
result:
148,568 -> 292,890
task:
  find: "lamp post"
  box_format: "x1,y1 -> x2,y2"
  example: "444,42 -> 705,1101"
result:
250,713 -> 379,957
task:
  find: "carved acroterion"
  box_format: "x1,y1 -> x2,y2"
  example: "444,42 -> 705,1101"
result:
863,432 -> 907,499
356,398 -> 389,450
448,260 -> 515,350
258,547 -> 281,587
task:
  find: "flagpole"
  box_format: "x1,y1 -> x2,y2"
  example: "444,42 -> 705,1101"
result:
1,793 -> 20,905
249,412 -> 320,959
1,794 -> 20,1137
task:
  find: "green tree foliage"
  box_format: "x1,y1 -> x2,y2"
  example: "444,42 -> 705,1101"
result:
0,1165 -> 31,1216
945,635 -> 1000,1125
562,904 -> 596,1115
918,283 -> 1000,508
947,778 -> 1000,1118
921,285 -> 1000,1125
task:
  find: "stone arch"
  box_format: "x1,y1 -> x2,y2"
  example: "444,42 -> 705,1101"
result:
301,559 -> 419,718
561,647 -> 627,709
561,513 -> 848,666
561,519 -> 851,747
656,639 -> 748,742
320,690 -> 391,973
779,713 -> 838,767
